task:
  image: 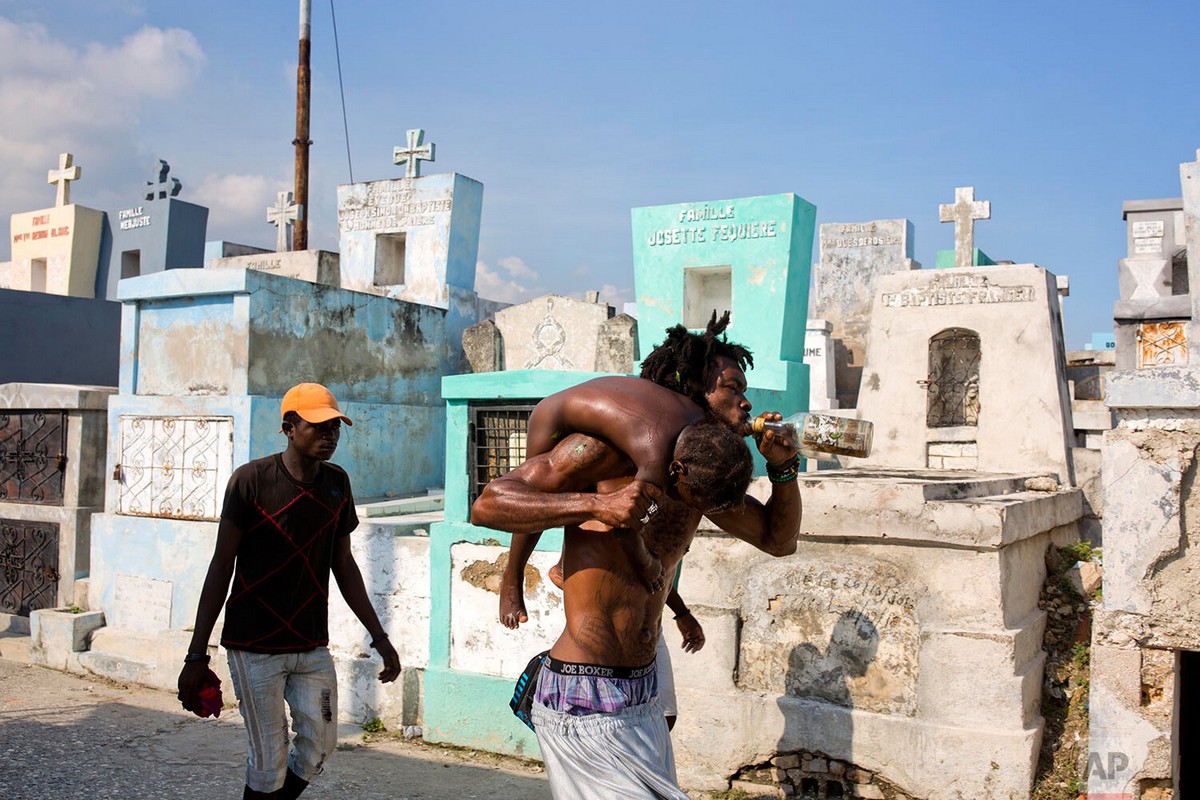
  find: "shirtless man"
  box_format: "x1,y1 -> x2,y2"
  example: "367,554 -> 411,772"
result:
499,311 -> 756,629
472,400 -> 800,798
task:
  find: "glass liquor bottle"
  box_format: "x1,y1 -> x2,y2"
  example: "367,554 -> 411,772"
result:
750,412 -> 874,461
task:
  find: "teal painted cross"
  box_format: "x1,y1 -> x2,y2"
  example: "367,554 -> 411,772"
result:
47,153 -> 81,208
393,129 -> 435,178
939,186 -> 990,267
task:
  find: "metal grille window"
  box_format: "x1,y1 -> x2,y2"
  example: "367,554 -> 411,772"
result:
925,328 -> 981,428
0,519 -> 59,615
469,403 -> 535,505
0,412 -> 67,505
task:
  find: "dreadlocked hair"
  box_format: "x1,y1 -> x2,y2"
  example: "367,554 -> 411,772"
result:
639,310 -> 754,407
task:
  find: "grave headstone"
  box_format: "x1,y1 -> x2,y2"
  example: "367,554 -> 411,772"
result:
337,138 -> 481,309
856,264 -> 1075,483
208,249 -> 340,287
802,319 -> 837,410
811,219 -> 918,408
4,152 -> 105,298
629,192 -> 815,416
938,186 -> 990,268
1112,197 -> 1188,370
95,159 -> 208,300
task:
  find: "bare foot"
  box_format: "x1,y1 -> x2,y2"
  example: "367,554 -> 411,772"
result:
499,571 -> 528,629
636,555 -> 665,594
548,561 -> 564,590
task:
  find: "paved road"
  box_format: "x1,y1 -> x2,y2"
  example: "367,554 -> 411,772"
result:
0,658 -> 551,800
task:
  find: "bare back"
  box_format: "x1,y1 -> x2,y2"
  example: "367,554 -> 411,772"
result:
526,376 -> 707,489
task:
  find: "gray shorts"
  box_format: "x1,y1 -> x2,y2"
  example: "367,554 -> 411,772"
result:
656,630 -> 676,718
532,695 -> 688,800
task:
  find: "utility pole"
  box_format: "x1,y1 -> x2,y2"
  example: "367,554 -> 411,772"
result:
292,0 -> 312,251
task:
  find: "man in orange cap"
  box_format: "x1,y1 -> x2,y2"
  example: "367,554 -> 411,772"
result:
178,382 -> 401,799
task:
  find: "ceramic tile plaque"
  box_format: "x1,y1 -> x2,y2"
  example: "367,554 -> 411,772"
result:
116,416 -> 234,520
1137,321 -> 1188,368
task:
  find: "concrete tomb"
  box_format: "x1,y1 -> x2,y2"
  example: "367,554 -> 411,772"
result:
208,248 -> 341,287
630,192 -> 815,419
2,152 -> 106,298
856,264 -> 1075,484
810,219 -> 918,408
419,190 -> 816,761
0,383 -> 115,623
336,131 -> 481,310
95,159 -> 209,301
1089,148 -> 1200,798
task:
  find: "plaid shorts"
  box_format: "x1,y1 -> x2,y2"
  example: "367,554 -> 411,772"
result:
534,656 -> 658,715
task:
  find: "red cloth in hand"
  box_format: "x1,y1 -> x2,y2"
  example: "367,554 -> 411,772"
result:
197,669 -> 223,718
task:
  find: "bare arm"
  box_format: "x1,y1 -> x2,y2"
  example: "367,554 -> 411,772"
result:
332,535 -> 400,683
471,434 -> 662,534
178,517 -> 242,714
706,425 -> 801,557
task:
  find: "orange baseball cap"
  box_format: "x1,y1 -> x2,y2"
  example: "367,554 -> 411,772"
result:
280,383 -> 353,426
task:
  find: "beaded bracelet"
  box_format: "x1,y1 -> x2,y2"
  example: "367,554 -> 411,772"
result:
370,633 -> 390,650
767,456 -> 801,483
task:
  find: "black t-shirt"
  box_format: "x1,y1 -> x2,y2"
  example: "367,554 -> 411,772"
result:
219,454 -> 358,653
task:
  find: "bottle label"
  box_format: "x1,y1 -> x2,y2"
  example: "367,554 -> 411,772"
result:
801,414 -> 869,458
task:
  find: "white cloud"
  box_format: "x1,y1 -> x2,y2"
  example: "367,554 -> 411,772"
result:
0,18 -> 205,239
599,283 -> 634,307
191,172 -> 286,245
476,258 -> 542,304
497,255 -> 537,280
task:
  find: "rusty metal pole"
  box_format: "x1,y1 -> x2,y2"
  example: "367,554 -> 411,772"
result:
292,0 -> 312,251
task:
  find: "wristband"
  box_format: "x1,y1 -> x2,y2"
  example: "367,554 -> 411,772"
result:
766,456 -> 800,483
370,633 -> 390,650
673,609 -> 692,620
184,652 -> 210,664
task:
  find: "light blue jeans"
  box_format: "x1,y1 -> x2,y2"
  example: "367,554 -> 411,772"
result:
226,647 -> 339,792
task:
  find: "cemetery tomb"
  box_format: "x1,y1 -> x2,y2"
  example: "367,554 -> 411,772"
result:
810,219 -> 918,409
856,264 -> 1076,484
3,153 -> 105,298
1090,148 -> 1200,798
337,131 -> 482,309
95,160 -> 209,301
0,384 -> 115,617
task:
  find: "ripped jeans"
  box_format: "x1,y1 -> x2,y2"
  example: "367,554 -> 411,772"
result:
226,647 -> 339,792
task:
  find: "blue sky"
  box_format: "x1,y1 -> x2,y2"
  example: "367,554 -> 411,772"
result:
1,1 -> 1195,348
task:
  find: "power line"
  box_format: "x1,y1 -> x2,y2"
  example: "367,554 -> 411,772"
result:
329,0 -> 353,183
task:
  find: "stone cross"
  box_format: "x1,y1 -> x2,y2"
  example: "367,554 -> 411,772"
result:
47,153 -> 81,207
145,159 -> 182,201
939,186 -> 991,267
266,191 -> 304,253
393,128 -> 435,178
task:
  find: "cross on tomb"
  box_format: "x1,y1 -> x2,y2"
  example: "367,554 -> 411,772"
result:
145,159 -> 182,201
939,186 -> 991,268
266,191 -> 304,253
47,153 -> 81,208
393,129 -> 435,178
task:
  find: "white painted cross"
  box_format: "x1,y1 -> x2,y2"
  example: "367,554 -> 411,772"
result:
48,153 -> 81,207
393,129 -> 435,178
939,186 -> 991,267
145,159 -> 182,201
266,191 -> 304,253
